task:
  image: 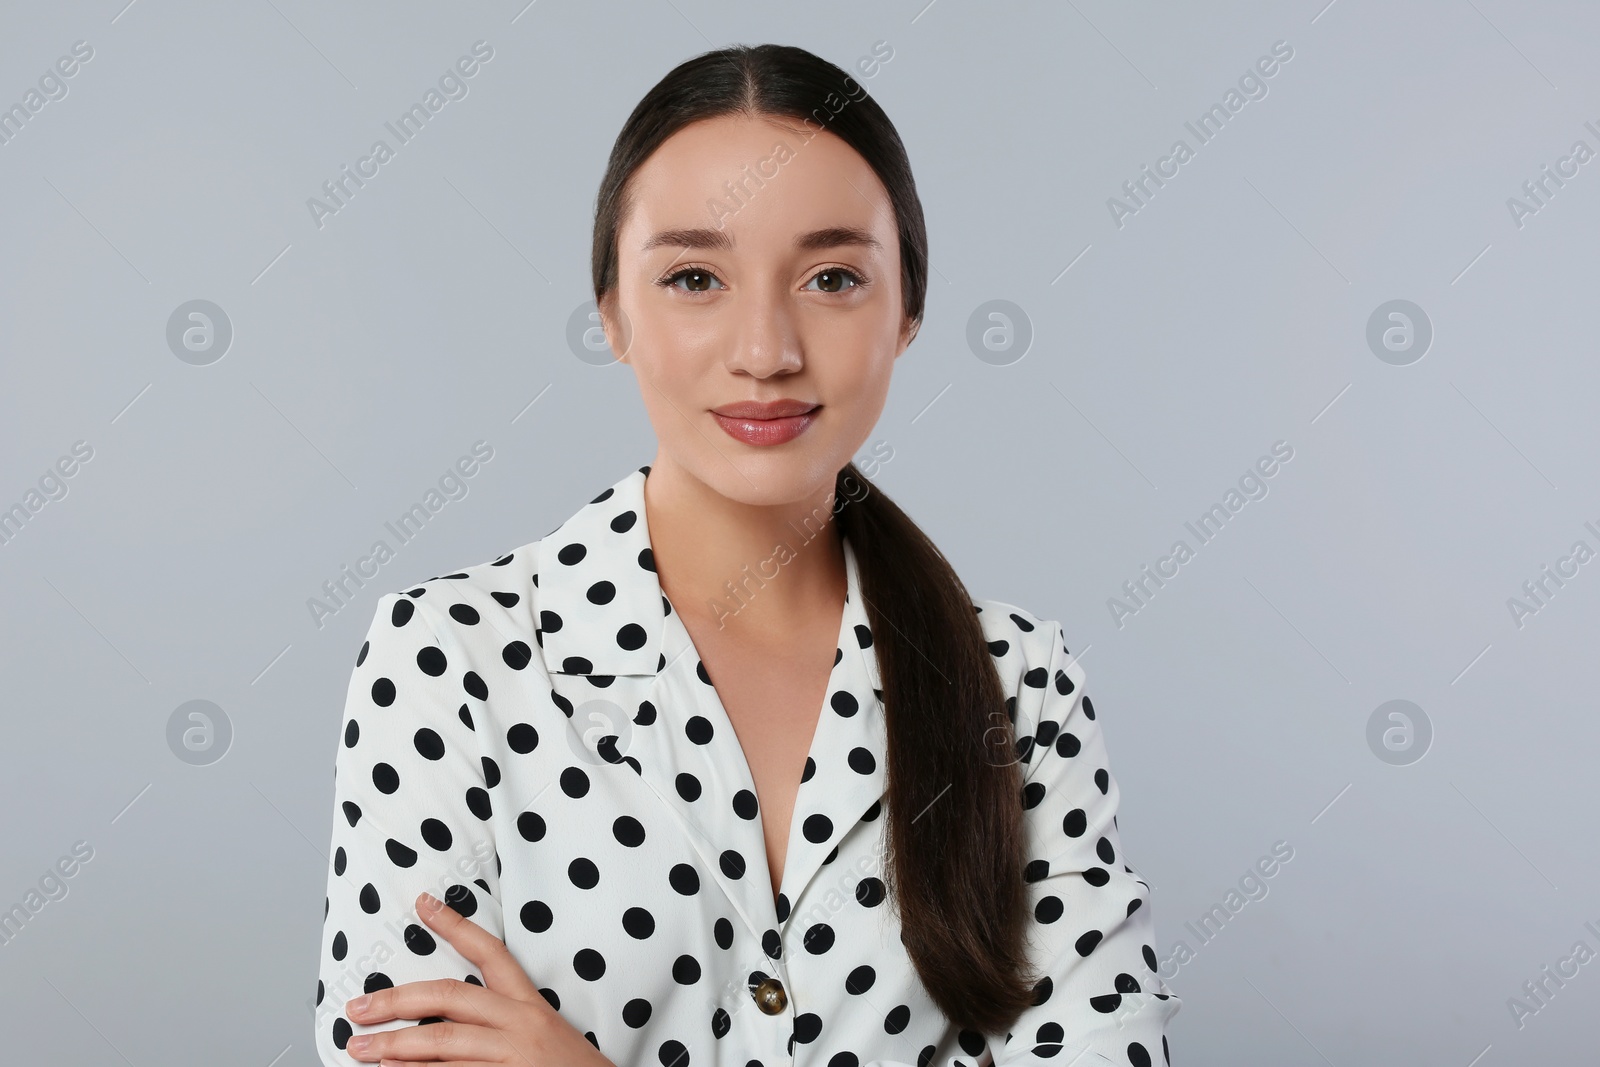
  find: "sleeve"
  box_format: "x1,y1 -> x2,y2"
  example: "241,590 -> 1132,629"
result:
987,619 -> 1182,1067
312,591 -> 507,1066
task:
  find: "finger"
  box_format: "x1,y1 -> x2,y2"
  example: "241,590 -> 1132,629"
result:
416,891 -> 540,1000
345,1018 -> 496,1064
347,976 -> 515,1030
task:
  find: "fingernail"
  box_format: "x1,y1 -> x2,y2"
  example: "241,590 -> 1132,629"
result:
419,891 -> 443,912
347,994 -> 369,1015
347,1034 -> 371,1053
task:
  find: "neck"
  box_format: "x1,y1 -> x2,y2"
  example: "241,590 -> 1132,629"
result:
641,453 -> 846,640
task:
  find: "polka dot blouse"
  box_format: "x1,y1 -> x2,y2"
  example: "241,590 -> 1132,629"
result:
314,464 -> 1181,1067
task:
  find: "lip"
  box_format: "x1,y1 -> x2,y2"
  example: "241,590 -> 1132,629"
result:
709,398 -> 821,446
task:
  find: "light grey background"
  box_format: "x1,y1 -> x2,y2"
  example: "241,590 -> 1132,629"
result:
3,1 -> 1597,1063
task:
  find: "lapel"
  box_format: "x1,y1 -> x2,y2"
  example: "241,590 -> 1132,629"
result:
537,465 -> 888,944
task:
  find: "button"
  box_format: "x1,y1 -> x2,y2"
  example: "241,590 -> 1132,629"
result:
753,977 -> 787,1014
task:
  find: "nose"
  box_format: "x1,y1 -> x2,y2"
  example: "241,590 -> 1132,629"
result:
724,281 -> 802,379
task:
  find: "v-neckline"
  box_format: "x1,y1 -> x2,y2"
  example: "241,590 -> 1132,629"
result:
631,535 -> 883,934
657,557 -> 854,913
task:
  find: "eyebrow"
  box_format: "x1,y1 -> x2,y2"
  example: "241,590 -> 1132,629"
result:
640,226 -> 883,255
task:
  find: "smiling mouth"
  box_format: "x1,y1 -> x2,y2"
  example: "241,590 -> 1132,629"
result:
709,402 -> 822,446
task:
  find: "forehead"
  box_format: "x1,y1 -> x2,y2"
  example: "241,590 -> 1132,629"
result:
620,112 -> 894,250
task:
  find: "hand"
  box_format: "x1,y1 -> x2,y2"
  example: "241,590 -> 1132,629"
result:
341,891 -> 616,1067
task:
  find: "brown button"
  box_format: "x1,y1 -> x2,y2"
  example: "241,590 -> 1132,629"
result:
753,977 -> 787,1014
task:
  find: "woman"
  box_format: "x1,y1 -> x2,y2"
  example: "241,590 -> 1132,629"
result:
314,42 -> 1180,1067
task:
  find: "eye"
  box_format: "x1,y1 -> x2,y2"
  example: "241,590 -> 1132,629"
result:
659,267 -> 725,293
805,268 -> 865,294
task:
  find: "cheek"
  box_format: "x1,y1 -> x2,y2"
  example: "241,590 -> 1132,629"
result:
627,344 -> 713,444
823,353 -> 894,434
629,302 -> 723,376
832,332 -> 896,394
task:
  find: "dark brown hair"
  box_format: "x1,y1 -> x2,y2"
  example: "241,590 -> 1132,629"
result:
590,43 -> 1036,1034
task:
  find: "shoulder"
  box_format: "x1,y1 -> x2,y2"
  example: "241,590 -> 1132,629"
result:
972,596 -> 1077,685
360,538 -> 546,665
973,596 -> 1091,764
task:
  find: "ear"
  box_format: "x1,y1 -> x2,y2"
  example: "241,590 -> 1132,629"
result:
896,316 -> 920,357
597,293 -> 629,364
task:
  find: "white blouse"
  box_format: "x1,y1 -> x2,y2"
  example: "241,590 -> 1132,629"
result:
314,464 -> 1181,1067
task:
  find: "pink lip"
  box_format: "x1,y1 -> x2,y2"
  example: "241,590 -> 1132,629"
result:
709,399 -> 821,446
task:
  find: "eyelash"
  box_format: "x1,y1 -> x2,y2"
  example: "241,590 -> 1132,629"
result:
654,264 -> 870,295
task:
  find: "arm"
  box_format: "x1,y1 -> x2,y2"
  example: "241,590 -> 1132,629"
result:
988,619 -> 1181,1067
869,619 -> 1181,1067
312,592 -> 507,1065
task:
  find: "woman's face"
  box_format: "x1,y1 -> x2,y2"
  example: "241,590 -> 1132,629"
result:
604,112 -> 916,507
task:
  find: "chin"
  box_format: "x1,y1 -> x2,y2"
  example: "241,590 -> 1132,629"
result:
690,447 -> 849,507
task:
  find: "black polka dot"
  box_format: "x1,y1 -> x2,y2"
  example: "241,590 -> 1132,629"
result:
573,948 -> 606,980
669,864 -> 699,896
803,923 -> 835,954
384,839 -> 417,868
417,646 -> 447,676
420,819 -> 452,851
507,723 -> 538,753
622,907 -> 655,938
521,900 -> 553,933
569,857 -> 600,889
518,811 -> 546,842
413,728 -> 445,760
803,814 -> 833,843
404,924 -> 436,955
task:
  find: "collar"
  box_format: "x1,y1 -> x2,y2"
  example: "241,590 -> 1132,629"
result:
535,464 -> 880,692
535,464 -> 674,678
534,464 -> 888,923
